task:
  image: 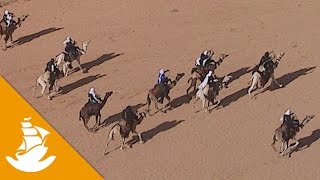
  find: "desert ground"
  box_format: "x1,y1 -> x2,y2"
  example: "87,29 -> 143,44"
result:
1,0 -> 320,179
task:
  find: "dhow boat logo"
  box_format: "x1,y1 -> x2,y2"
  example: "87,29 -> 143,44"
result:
5,117 -> 56,172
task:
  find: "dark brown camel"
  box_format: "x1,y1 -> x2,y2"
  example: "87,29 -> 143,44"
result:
104,111 -> 146,154
79,91 -> 113,132
146,73 -> 185,115
271,114 -> 314,157
0,14 -> 28,50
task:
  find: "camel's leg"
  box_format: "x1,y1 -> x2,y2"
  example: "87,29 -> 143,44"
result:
92,115 -> 100,131
281,141 -> 288,157
84,118 -> 91,132
40,83 -> 47,96
138,133 -> 143,144
146,94 -> 152,114
214,96 -> 221,106
186,83 -> 193,95
120,137 -> 126,150
104,127 -> 117,155
76,58 -> 84,73
248,78 -> 257,99
164,95 -> 171,108
9,33 -> 13,45
271,74 -> 282,88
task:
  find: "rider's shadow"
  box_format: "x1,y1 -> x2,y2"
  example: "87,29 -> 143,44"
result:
295,129 -> 320,152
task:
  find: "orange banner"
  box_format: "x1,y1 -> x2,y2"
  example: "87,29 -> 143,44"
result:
0,76 -> 102,179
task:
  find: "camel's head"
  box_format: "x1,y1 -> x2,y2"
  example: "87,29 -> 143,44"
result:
105,91 -> 113,98
219,53 -> 229,60
83,40 -> 91,47
175,73 -> 185,81
276,52 -> 285,61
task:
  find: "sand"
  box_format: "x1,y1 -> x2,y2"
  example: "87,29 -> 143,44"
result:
1,0 -> 320,179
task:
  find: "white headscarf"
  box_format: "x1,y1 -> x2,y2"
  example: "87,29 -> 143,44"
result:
284,109 -> 293,116
198,71 -> 213,90
88,87 -> 95,95
4,10 -> 9,15
62,36 -> 71,46
159,69 -> 164,75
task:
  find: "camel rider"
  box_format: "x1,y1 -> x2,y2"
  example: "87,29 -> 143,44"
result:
88,87 -> 102,104
197,70 -> 218,90
257,52 -> 273,73
62,36 -> 77,59
2,10 -> 13,28
45,58 -> 58,90
195,50 -> 213,67
158,69 -> 168,85
282,109 -> 300,129
157,69 -> 168,103
122,106 -> 138,126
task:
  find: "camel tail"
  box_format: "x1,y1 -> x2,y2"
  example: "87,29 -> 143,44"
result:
79,111 -> 83,121
32,78 -> 39,96
271,134 -> 277,151
146,93 -> 151,104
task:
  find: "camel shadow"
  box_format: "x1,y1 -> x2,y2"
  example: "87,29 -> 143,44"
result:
142,120 -> 184,143
263,66 -> 316,92
78,52 -> 123,73
217,87 -> 248,108
128,120 -> 185,146
94,103 -> 146,132
60,74 -> 106,95
226,66 -> 251,85
13,27 -> 63,46
295,129 -> 320,152
167,94 -> 192,111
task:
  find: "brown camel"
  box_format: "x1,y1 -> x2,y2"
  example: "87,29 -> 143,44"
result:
0,14 -> 28,50
79,91 -> 113,132
191,53 -> 229,78
271,114 -> 314,157
104,111 -> 146,154
146,73 -> 185,115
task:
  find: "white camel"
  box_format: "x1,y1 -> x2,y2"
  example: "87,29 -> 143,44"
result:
55,40 -> 91,76
193,75 -> 232,112
32,71 -> 60,100
248,52 -> 285,99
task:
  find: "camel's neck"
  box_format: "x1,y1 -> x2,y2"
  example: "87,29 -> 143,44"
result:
100,94 -> 111,109
169,79 -> 178,89
81,44 -> 88,54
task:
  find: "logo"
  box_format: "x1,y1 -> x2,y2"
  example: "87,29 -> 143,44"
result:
5,117 -> 56,172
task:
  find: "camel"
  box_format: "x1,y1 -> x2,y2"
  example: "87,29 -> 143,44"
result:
55,40 -> 91,76
193,75 -> 232,112
191,53 -> 229,78
32,69 -> 63,100
0,14 -> 28,50
146,73 -> 185,115
187,67 -> 232,97
271,114 -> 314,157
79,91 -> 113,132
248,52 -> 285,99
104,111 -> 146,154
